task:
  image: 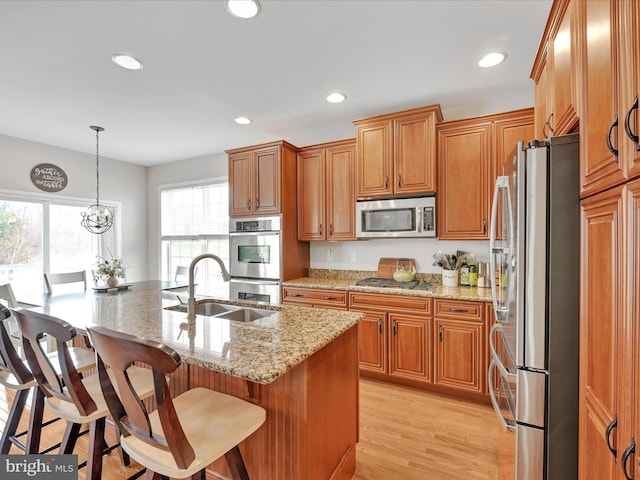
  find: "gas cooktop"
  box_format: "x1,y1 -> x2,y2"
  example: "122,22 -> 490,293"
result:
354,277 -> 435,291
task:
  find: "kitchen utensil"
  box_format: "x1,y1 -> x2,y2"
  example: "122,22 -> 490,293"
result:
393,258 -> 416,282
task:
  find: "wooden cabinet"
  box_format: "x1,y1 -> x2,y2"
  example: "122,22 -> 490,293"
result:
531,0 -> 580,138
620,0 -> 640,182
297,139 -> 356,241
353,104 -> 443,198
281,286 -> 348,310
349,292 -> 433,385
227,141 -> 298,217
433,299 -> 485,394
437,109 -> 534,240
579,186 -> 626,480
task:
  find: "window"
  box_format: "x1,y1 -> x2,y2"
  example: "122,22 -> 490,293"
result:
160,181 -> 229,294
0,195 -> 118,296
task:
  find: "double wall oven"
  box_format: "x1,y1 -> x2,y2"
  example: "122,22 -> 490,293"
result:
229,216 -> 281,304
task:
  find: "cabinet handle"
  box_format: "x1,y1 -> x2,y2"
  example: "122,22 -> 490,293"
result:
449,308 -> 468,313
392,319 -> 397,335
439,325 -> 443,342
622,438 -> 636,480
624,94 -> 640,151
385,175 -> 389,189
290,293 -> 304,297
378,318 -> 383,334
323,296 -> 338,301
329,224 -> 333,236
398,175 -> 402,188
319,224 -> 323,235
483,218 -> 487,235
543,113 -> 555,139
255,198 -> 259,209
247,199 -> 251,210
606,415 -> 618,459
606,115 -> 619,162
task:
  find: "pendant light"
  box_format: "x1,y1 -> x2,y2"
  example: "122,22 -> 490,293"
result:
81,126 -> 114,234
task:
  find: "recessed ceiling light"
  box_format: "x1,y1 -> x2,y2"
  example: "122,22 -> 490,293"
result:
478,52 -> 506,68
112,54 -> 144,71
234,116 -> 252,125
226,0 -> 261,19
326,92 -> 346,104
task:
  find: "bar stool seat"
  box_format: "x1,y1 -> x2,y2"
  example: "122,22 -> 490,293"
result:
87,325 -> 266,480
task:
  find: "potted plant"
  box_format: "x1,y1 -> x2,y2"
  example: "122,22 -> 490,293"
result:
96,253 -> 126,287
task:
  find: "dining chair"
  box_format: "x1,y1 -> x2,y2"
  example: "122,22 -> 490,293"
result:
174,265 -> 197,283
87,324 -> 266,480
44,271 -> 87,294
0,304 -> 95,455
15,309 -> 154,480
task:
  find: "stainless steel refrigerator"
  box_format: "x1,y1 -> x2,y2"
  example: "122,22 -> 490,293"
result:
488,133 -> 580,479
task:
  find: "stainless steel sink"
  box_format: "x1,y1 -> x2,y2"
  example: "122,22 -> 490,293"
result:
165,301 -> 275,321
214,307 -> 274,322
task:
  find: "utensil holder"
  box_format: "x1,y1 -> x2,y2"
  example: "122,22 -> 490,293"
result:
442,269 -> 459,287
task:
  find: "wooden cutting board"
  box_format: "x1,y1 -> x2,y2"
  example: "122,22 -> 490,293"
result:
377,258 -> 415,279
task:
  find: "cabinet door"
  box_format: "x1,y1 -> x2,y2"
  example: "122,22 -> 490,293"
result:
628,180 -> 640,478
579,187 -> 625,480
434,318 -> 484,393
281,287 -> 348,310
254,146 -> 280,215
579,0 -> 625,197
388,313 -> 432,383
355,120 -> 393,197
534,56 -> 551,140
326,142 -> 356,240
357,311 -> 387,374
437,122 -> 491,239
550,0 -> 579,135
297,148 -> 325,240
394,112 -> 437,195
621,0 -> 640,180
229,151 -> 253,216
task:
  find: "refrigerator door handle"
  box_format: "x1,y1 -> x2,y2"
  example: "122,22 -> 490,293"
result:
490,176 -> 514,322
488,359 -> 515,433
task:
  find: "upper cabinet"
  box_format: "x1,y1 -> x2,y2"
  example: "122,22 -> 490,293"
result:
531,0 -> 579,139
437,108 -> 534,240
227,141 -> 298,217
353,104 -> 443,198
297,139 -> 356,241
620,0 -> 640,182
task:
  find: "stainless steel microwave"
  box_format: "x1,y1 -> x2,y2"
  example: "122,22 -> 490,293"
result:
356,196 -> 436,238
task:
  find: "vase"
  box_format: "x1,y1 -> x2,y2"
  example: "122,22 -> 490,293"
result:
107,275 -> 118,287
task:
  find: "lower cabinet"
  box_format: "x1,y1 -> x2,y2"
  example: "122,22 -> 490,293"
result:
433,299 -> 486,396
349,292 -> 433,386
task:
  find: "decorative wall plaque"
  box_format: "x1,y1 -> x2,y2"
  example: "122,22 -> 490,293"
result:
30,163 -> 68,192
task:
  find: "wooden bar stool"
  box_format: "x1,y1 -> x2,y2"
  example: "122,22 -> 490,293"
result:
87,325 -> 266,480
15,309 -> 155,480
0,305 -> 95,454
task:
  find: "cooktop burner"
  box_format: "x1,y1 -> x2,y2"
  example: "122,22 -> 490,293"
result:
355,277 -> 421,290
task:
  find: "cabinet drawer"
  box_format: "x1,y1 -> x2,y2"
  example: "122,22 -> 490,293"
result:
434,299 -> 483,321
282,287 -> 348,310
349,292 -> 432,315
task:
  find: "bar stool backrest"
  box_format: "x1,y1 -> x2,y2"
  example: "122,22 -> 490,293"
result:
0,305 -> 32,387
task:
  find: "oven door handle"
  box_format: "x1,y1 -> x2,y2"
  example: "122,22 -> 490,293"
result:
229,278 -> 281,286
229,231 -> 280,237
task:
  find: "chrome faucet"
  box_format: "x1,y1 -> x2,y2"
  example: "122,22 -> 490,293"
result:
187,254 -> 231,320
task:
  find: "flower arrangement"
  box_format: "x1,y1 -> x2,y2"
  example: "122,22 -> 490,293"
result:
95,253 -> 126,278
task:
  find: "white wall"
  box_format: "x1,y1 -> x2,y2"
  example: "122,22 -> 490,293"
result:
146,152 -> 228,279
0,133 -> 148,281
310,238 -> 489,274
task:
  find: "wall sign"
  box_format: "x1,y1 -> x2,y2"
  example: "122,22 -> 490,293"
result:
30,163 -> 68,192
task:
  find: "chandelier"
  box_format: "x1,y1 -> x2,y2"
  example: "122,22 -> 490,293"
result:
81,126 -> 114,234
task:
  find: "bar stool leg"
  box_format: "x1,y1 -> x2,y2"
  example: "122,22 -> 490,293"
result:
60,422 -> 82,454
26,387 -> 45,454
225,445 -> 250,480
86,417 -> 106,480
0,388 -> 30,454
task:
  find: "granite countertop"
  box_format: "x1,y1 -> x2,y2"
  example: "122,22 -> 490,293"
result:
282,273 -> 494,303
28,289 -> 362,385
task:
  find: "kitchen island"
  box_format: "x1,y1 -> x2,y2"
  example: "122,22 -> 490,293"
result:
23,286 -> 362,480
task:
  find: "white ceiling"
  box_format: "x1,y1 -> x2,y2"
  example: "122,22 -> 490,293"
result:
0,0 -> 552,166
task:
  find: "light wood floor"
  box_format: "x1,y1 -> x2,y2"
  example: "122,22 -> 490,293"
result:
0,379 -> 507,480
